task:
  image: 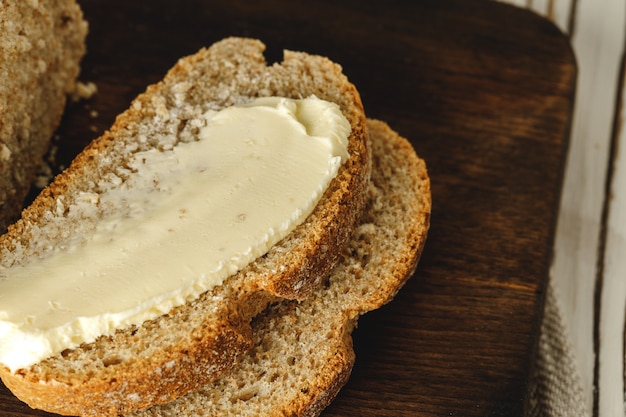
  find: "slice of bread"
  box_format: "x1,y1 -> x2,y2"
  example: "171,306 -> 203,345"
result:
0,38 -> 371,416
0,0 -> 87,231
127,119 -> 431,417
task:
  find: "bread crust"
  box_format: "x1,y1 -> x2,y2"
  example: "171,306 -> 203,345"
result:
0,38 -> 370,416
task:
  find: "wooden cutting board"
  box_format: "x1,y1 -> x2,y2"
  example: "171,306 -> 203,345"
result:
0,0 -> 576,415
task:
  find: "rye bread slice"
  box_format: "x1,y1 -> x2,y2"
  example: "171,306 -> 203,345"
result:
128,119 -> 431,417
0,37 -> 371,416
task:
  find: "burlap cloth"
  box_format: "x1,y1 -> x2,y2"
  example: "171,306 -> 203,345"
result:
527,281 -> 588,416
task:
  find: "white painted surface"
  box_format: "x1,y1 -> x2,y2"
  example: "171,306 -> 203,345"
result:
598,52 -> 626,417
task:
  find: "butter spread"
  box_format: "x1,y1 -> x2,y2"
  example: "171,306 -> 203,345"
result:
0,95 -> 350,372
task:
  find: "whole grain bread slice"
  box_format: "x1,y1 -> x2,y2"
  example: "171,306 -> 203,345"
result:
0,38 -> 371,416
128,119 -> 431,417
0,0 -> 88,232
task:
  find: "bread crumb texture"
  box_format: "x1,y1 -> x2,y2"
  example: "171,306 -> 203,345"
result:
0,0 -> 87,231
128,119 -> 431,417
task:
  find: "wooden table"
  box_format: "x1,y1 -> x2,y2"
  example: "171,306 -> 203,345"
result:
0,1 -> 576,416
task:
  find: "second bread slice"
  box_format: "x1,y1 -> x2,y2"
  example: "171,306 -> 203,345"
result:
129,119 -> 431,417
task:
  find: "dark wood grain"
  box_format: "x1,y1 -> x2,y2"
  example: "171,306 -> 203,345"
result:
1,0 -> 576,416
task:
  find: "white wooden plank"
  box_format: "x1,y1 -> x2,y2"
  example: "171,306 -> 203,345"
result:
550,197 -> 601,416
551,0 -> 626,413
598,41 -> 626,417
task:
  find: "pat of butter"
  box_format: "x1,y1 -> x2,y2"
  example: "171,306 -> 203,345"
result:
0,95 -> 350,372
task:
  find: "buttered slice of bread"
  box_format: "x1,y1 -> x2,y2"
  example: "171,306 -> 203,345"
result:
0,38 -> 370,416
128,119 -> 431,417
